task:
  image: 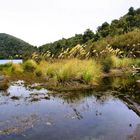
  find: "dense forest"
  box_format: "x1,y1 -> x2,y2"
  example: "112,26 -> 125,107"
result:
0,7 -> 140,59
0,33 -> 36,59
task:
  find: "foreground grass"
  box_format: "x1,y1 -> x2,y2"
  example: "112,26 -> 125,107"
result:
0,57 -> 139,90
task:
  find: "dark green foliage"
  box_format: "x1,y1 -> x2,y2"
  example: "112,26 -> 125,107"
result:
97,22 -> 110,38
128,7 -> 135,16
0,7 -> 140,59
82,29 -> 95,43
0,33 -> 37,59
39,33 -> 85,56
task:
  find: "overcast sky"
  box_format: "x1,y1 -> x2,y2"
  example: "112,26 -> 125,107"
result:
0,0 -> 140,46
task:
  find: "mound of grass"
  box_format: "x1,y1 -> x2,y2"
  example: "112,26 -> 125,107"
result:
23,60 -> 37,72
45,59 -> 101,84
11,64 -> 23,74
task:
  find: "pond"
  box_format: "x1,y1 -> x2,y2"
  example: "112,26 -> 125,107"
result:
0,59 -> 22,64
0,75 -> 140,140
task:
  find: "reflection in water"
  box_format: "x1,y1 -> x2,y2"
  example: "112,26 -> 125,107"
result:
0,75 -> 139,140
128,124 -> 140,140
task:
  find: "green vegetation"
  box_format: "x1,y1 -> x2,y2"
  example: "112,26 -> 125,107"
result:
39,7 -> 140,57
0,57 -> 139,90
0,7 -> 140,90
0,7 -> 140,60
0,33 -> 37,59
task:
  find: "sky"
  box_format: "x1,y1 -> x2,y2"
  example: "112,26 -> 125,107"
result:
0,0 -> 140,46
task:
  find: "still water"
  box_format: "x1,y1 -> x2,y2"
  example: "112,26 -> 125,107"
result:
0,76 -> 140,140
0,59 -> 22,64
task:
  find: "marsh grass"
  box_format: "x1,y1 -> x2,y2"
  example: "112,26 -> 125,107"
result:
111,56 -> 140,70
0,57 -> 139,88
23,60 -> 37,72
44,59 -> 101,84
11,64 -> 23,74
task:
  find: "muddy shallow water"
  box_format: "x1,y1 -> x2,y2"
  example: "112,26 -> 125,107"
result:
0,75 -> 140,140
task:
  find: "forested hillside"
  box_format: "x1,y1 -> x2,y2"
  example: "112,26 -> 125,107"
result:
0,7 -> 140,59
39,7 -> 140,57
0,33 -> 36,59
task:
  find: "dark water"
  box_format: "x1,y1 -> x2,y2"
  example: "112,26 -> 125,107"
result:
0,75 -> 140,140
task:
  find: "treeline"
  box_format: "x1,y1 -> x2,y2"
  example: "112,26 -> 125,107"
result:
0,7 -> 140,59
39,7 -> 140,57
0,33 -> 37,59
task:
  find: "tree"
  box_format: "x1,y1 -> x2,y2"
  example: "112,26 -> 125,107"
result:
128,7 -> 135,16
82,29 -> 95,43
97,22 -> 110,37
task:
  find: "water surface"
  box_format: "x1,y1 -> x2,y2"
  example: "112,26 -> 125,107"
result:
0,76 -> 140,140
0,59 -> 22,64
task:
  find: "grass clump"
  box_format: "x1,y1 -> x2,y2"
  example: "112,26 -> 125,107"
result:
34,68 -> 43,77
134,58 -> 140,67
100,56 -> 113,73
111,56 -> 134,68
23,60 -> 37,72
45,59 -> 101,84
0,62 -> 12,70
11,64 -> 23,74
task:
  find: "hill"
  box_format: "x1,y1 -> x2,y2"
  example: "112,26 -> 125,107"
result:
0,33 -> 36,59
39,7 -> 140,58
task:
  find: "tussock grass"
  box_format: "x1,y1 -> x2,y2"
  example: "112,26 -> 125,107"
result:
23,60 -> 37,72
111,56 -> 134,68
0,57 -> 139,88
11,64 -> 23,74
45,59 -> 101,84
